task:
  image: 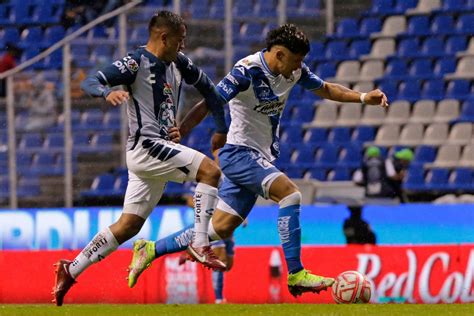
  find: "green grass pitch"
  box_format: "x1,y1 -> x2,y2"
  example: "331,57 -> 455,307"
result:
1,304 -> 473,316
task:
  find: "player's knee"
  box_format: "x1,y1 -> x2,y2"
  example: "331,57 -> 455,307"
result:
197,158 -> 221,185
279,191 -> 302,207
115,214 -> 145,239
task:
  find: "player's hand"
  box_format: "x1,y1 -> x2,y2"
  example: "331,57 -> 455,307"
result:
211,132 -> 227,152
168,126 -> 181,143
364,89 -> 389,110
106,90 -> 129,106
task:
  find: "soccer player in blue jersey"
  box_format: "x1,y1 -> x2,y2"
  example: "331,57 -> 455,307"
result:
51,11 -> 228,306
128,24 -> 389,297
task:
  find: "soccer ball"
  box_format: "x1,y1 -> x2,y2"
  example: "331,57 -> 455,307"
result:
331,271 -> 372,304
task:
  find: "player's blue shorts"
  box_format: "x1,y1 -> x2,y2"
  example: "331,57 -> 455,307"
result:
217,144 -> 282,219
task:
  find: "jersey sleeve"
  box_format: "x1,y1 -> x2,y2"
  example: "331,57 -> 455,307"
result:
297,63 -> 324,91
215,64 -> 252,102
97,55 -> 140,87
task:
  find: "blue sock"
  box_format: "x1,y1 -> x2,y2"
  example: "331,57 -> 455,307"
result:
155,225 -> 194,257
278,204 -> 303,274
212,270 -> 224,300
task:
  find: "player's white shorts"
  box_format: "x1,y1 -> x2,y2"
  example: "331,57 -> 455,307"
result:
123,136 -> 206,218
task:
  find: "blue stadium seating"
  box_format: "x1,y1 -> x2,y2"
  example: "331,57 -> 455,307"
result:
431,14 -> 455,35
410,58 -> 433,80
397,79 -> 422,102
307,168 -> 327,181
404,15 -> 431,36
281,126 -> 303,144
325,40 -> 349,60
397,38 -> 420,58
425,168 -> 450,190
338,144 -> 362,168
359,17 -> 382,36
314,144 -> 339,168
421,79 -> 445,101
349,39 -> 371,58
384,58 -> 409,79
456,14 -> 474,34
458,100 -> 474,122
293,147 -> 316,168
352,126 -> 375,144
411,145 -> 437,167
328,127 -> 352,144
445,80 -> 471,100
433,57 -> 456,77
448,168 -> 473,191
445,35 -> 467,55
335,18 -> 359,38
421,37 -> 445,57
328,167 -> 351,181
404,168 -> 426,191
436,0 -> 467,13
81,174 -> 116,198
304,127 -> 328,146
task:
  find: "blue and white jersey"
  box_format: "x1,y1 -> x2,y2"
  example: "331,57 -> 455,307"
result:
82,47 -> 223,150
215,50 -> 324,162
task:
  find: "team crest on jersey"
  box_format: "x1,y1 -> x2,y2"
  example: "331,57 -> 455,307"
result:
163,83 -> 172,95
126,59 -> 139,72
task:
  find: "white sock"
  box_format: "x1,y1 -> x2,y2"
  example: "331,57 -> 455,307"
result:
193,182 -> 218,247
69,227 -> 119,279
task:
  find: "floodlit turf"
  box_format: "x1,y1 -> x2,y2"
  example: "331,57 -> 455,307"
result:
1,304 -> 474,316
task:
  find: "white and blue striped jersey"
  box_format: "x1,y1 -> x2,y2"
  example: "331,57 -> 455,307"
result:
215,50 -> 324,162
81,47 -> 225,150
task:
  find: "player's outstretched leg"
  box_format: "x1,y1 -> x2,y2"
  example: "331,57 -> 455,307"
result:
277,191 -> 334,296
52,259 -> 76,306
188,182 -> 226,272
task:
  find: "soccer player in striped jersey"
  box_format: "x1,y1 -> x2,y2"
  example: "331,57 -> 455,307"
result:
128,24 -> 389,297
52,11 -> 228,306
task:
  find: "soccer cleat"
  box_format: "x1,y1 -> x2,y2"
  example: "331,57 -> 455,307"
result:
178,252 -> 191,265
52,259 -> 76,306
186,244 -> 226,272
127,239 -> 156,288
287,269 -> 335,297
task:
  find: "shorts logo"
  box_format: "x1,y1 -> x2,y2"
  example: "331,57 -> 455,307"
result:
142,139 -> 180,162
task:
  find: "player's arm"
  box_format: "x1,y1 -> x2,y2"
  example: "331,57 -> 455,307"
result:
297,63 -> 388,108
81,55 -> 138,106
176,53 -> 228,135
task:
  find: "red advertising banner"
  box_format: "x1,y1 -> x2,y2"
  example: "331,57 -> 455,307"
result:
1,244 -> 473,304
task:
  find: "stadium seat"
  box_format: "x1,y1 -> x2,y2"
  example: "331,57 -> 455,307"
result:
447,123 -> 473,145
421,37 -> 445,57
18,133 -> 43,151
406,0 -> 441,14
448,168 -> 473,191
338,144 -> 362,168
352,82 -> 374,92
447,56 -> 474,79
431,144 -> 461,167
291,106 -> 316,124
349,39 -> 371,58
43,134 -> 64,151
335,103 -> 361,127
425,168 -> 450,191
397,80 -> 422,102
435,0 -> 467,12
372,15 -> 406,38
421,79 -> 445,101
234,0 -> 255,16
292,147 -> 316,168
404,15 -> 431,36
369,0 -> 396,15
394,0 -> 418,13
459,145 -> 474,167
363,38 -> 395,60
456,14 -> 474,35
352,126 -> 376,143
433,99 -> 460,123
410,58 -> 433,80
412,145 -> 437,167
41,25 -> 65,48
433,57 -> 456,77
332,60 -> 360,82
82,174 -> 116,197
446,35 -> 468,55
360,104 -> 386,125
255,1 -> 277,17
325,40 -> 349,60
458,100 -> 474,122
328,127 -> 352,144
445,80 -> 471,100
359,17 -> 382,36
315,62 -> 337,78
374,124 -> 400,146
19,27 -> 43,49
281,126 -> 304,144
431,14 -> 455,35
403,167 -> 426,191
396,38 -> 420,58
409,100 -> 436,124
307,103 -> 338,128
397,123 -> 424,146
314,144 -> 339,168
384,100 -> 411,124
327,167 -> 351,181
359,60 -> 384,81
303,127 -> 328,146
422,123 -> 449,145
335,18 -> 359,38
384,58 -> 409,79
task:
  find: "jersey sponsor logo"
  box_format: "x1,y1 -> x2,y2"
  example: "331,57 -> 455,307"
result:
217,81 -> 234,96
113,60 -> 128,74
253,100 -> 284,116
225,74 -> 239,86
142,139 -> 180,162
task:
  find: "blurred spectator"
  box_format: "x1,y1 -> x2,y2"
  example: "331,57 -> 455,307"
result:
17,79 -> 57,132
343,206 -> 376,245
61,0 -> 123,29
71,62 -> 87,99
0,43 -> 22,97
353,147 -> 414,203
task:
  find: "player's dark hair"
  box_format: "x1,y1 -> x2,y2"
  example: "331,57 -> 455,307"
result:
266,24 -> 310,55
148,10 -> 186,34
